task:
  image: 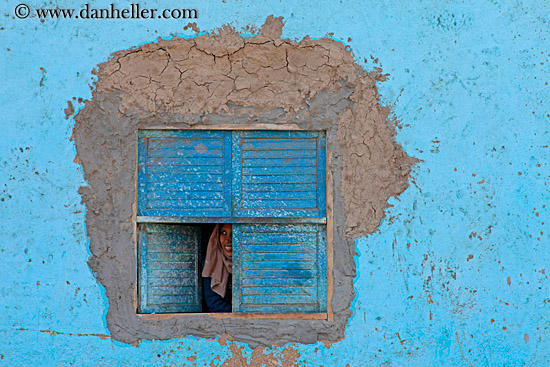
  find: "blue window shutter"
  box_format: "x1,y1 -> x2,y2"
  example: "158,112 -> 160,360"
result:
138,223 -> 202,313
232,223 -> 327,312
138,130 -> 232,217
232,131 -> 327,218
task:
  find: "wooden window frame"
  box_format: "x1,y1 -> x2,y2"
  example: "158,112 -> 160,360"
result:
134,124 -> 334,321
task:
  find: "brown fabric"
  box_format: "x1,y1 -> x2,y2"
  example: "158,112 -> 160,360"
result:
201,224 -> 232,298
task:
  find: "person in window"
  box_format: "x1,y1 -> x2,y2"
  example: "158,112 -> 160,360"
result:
202,223 -> 232,312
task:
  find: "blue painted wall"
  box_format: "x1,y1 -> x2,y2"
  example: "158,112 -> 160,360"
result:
1,0 -> 548,365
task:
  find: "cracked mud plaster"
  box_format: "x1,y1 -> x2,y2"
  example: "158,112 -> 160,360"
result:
73,16 -> 415,347
218,336 -> 303,367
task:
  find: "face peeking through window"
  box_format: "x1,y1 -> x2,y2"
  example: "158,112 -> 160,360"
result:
219,223 -> 233,258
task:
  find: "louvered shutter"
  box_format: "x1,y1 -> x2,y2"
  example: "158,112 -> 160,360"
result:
231,131 -> 326,218
138,223 -> 202,313
232,224 -> 327,312
137,129 -> 328,315
138,130 -> 232,217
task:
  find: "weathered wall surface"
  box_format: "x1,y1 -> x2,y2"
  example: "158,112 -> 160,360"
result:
72,16 -> 413,346
1,0 -> 549,365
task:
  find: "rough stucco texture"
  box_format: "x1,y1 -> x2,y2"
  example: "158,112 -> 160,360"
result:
2,0 -> 550,365
72,16 -> 414,346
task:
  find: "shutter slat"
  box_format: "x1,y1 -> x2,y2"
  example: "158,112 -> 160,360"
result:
147,182 -> 224,192
145,232 -> 196,242
148,253 -> 195,262
242,295 -> 316,305
241,139 -> 317,151
148,137 -> 223,149
242,244 -> 316,253
147,191 -> 223,201
148,150 -> 223,158
243,158 -> 316,167
243,166 -> 317,175
148,277 -> 195,287
242,286 -> 317,296
242,278 -> 317,287
241,232 -> 317,244
241,199 -> 317,209
242,183 -> 313,192
242,149 -> 317,159
243,191 -> 316,200
144,245 -> 195,253
241,175 -> 317,184
148,295 -> 198,304
242,252 -> 316,262
149,286 -> 196,296
147,157 -> 224,166
148,261 -> 196,270
242,261 -> 317,270
146,234 -> 197,245
146,199 -> 224,210
148,165 -> 223,174
147,173 -> 224,183
242,269 -> 318,278
149,269 -> 196,278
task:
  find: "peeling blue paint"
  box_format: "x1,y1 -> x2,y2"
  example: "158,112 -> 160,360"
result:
1,0 -> 549,365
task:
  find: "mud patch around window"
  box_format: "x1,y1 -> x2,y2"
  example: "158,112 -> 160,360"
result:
72,15 -> 416,347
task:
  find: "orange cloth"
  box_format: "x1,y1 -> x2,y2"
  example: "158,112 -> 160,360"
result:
201,224 -> 232,298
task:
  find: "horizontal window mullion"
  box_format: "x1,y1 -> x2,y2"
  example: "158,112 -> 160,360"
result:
136,216 -> 327,224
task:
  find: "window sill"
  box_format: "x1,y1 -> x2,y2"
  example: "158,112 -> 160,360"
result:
137,312 -> 329,320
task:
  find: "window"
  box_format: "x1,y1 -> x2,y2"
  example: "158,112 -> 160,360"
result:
137,129 -> 327,314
